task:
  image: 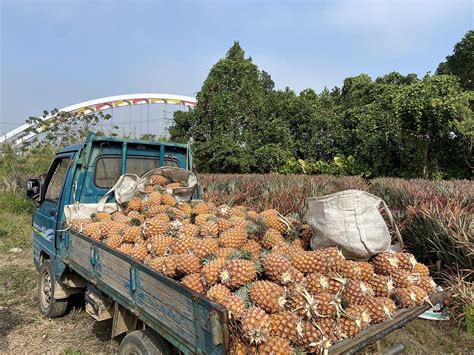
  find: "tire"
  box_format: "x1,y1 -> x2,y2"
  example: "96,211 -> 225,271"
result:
118,329 -> 172,355
38,259 -> 68,318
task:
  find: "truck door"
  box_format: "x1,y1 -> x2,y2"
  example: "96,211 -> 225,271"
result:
32,154 -> 73,259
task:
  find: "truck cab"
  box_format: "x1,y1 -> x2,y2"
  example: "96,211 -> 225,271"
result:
27,134 -> 225,355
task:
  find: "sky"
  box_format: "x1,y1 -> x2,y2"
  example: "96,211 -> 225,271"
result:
1,0 -> 472,135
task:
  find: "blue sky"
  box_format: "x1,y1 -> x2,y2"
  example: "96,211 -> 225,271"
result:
1,0 -> 472,133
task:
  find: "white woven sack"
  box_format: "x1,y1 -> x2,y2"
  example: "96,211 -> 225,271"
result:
308,190 -> 403,260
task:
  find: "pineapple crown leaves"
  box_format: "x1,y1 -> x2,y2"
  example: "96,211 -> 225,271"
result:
201,254 -> 219,265
129,217 -> 142,227
228,250 -> 253,261
235,284 -> 252,307
245,219 -> 267,239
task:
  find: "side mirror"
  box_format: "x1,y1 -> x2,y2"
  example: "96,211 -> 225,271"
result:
26,178 -> 42,202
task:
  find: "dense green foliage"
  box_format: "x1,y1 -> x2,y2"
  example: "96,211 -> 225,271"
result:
437,30 -> 474,91
171,36 -> 473,179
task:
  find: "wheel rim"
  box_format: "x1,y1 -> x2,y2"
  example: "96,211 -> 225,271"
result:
40,270 -> 52,309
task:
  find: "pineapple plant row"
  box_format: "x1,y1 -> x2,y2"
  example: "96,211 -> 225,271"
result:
69,173 -> 438,354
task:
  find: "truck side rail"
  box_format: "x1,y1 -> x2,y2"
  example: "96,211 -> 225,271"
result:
61,227 -> 229,355
329,290 -> 450,354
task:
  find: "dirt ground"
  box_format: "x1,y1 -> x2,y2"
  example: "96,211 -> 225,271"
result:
1,211 -> 473,353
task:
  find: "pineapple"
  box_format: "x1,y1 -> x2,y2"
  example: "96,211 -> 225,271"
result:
229,337 -> 256,355
321,247 -> 345,272
339,305 -> 371,338
296,321 -> 325,353
259,337 -> 294,355
222,294 -> 247,320
69,218 -> 92,231
182,273 -> 205,293
228,205 -> 247,218
413,263 -> 430,277
220,259 -> 257,289
271,242 -> 295,258
192,238 -> 220,259
246,209 -> 259,220
118,243 -> 134,255
194,213 -> 213,225
217,218 -> 233,233
260,229 -> 284,249
161,193 -> 177,206
339,260 -> 374,282
93,211 -> 112,221
416,276 -> 437,294
241,307 -> 271,345
201,257 -> 227,286
313,317 -> 341,343
166,182 -> 184,189
261,253 -> 297,285
206,284 -> 231,303
241,239 -> 262,259
397,252 -> 418,271
130,243 -> 148,262
391,269 -> 418,288
122,226 -> 142,243
177,253 -> 202,275
143,217 -> 168,239
192,202 -> 211,215
150,174 -> 168,186
306,273 -> 347,295
367,274 -> 394,297
291,250 -> 328,274
146,191 -> 162,206
107,232 -> 123,249
149,235 -> 173,256
343,280 -> 375,305
269,311 -> 299,343
392,286 -> 428,307
177,202 -> 193,215
126,197 -> 143,212
365,297 -> 396,323
170,236 -> 196,255
216,247 -> 238,259
146,205 -> 168,217
83,222 -> 102,241
219,227 -> 248,249
230,216 -> 248,230
305,291 -> 341,318
200,220 -> 219,238
259,209 -> 289,233
178,223 -> 200,239
101,221 -> 126,239
371,252 -> 399,275
111,212 -> 129,222
249,281 -> 286,314
127,211 -> 145,223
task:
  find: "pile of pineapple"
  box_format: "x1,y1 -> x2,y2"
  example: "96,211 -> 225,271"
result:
70,174 -> 437,354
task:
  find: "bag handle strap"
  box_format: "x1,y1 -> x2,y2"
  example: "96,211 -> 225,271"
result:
381,200 -> 404,250
97,175 -> 126,212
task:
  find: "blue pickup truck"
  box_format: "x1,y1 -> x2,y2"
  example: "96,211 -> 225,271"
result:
27,134 -> 229,354
27,134 -> 448,354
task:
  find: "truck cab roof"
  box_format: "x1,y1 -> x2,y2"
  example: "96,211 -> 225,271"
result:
57,135 -> 189,155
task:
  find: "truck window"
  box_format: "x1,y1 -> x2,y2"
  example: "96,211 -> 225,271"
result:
44,157 -> 71,202
94,156 -> 180,188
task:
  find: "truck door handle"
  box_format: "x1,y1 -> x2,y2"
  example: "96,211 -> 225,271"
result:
49,208 -> 57,216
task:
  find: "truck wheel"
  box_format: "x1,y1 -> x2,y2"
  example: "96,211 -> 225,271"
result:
118,329 -> 172,355
38,260 -> 68,318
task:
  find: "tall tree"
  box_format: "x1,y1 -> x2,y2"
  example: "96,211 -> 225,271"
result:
436,30 -> 474,91
171,42 -> 276,172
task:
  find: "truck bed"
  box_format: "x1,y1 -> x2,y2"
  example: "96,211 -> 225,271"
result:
63,228 -> 449,354
62,229 -> 229,355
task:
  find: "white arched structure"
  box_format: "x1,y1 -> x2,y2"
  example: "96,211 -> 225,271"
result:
1,93 -> 197,145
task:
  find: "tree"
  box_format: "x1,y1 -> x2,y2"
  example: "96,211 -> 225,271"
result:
436,30 -> 474,91
170,42 -> 272,172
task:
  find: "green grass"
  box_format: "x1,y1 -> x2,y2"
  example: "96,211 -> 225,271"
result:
0,264 -> 36,306
0,211 -> 32,253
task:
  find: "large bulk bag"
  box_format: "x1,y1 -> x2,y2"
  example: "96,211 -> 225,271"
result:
308,190 -> 403,260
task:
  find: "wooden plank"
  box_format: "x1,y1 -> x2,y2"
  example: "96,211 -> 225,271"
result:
329,291 -> 450,354
140,295 -> 196,345
98,249 -> 131,270
139,271 -> 194,312
95,266 -> 130,299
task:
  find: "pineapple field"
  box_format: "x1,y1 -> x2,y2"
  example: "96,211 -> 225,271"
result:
0,174 -> 473,353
